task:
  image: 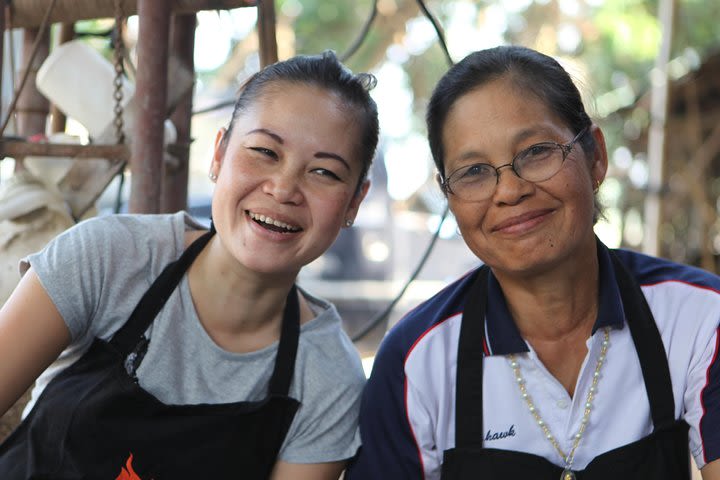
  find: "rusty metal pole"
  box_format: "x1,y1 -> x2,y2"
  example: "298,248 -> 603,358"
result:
257,0 -> 278,67
162,13 -> 196,213
49,22 -> 75,134
129,0 -> 171,214
0,6 -> 5,133
15,27 -> 50,172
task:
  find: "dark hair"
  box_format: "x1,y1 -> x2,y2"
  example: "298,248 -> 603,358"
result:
426,45 -> 595,179
223,50 -> 379,193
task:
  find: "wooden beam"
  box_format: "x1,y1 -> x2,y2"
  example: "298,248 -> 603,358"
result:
0,140 -> 130,160
7,0 -> 255,29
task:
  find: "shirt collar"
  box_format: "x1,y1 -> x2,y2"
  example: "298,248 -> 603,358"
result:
483,239 -> 626,356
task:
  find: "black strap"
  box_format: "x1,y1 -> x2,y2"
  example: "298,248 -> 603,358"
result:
455,265 -> 491,447
454,251 -> 676,447
111,229 -> 214,353
267,285 -> 300,396
608,251 -> 676,427
111,223 -> 301,397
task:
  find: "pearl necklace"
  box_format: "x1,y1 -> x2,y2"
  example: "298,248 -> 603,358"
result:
507,327 -> 610,480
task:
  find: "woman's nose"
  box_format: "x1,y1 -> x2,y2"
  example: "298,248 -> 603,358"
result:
262,169 -> 304,204
492,166 -> 533,205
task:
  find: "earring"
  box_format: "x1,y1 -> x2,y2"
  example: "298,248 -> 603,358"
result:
345,219 -> 353,227
594,179 -> 602,193
209,172 -> 218,182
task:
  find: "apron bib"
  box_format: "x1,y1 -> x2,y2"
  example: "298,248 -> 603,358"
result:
0,229 -> 301,479
441,251 -> 691,479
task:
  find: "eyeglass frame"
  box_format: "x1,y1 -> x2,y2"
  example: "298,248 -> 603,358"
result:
439,126 -> 590,201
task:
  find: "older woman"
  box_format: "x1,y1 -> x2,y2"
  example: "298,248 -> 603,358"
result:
347,45 -> 720,480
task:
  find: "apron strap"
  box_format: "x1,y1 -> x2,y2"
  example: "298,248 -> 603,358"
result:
110,221 -> 301,398
110,228 -> 215,354
454,250 -> 676,447
455,265 -> 491,447
267,285 -> 300,396
608,251 -> 676,427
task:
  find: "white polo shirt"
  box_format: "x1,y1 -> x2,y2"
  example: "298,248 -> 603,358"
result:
347,243 -> 720,480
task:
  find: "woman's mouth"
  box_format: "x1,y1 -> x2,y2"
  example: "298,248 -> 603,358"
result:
247,211 -> 302,233
492,209 -> 554,234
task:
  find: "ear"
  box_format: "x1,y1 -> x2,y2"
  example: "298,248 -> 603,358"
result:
344,180 -> 371,226
211,128 -> 228,176
589,124 -> 608,187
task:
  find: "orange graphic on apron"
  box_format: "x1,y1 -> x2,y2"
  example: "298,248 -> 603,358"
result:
116,453 -> 152,480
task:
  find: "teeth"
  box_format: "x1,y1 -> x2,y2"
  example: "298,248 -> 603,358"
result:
248,212 -> 300,231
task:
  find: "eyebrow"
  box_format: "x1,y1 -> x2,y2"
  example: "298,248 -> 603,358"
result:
247,128 -> 351,171
247,128 -> 283,143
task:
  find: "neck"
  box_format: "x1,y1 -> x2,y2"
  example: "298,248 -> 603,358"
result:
493,241 -> 600,342
187,234 -> 302,341
492,240 -> 600,395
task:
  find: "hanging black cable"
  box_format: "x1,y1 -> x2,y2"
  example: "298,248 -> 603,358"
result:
340,0 -> 378,62
193,1 -> 379,117
350,0 -> 454,342
192,99 -> 236,116
350,204 -> 449,342
415,0 -> 454,66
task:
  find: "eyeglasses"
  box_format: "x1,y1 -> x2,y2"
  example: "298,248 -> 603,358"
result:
440,127 -> 589,202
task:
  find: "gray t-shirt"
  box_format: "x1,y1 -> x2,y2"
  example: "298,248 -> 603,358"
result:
22,212 -> 365,463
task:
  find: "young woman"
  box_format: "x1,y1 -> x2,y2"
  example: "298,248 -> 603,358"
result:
0,51 -> 379,479
347,45 -> 720,480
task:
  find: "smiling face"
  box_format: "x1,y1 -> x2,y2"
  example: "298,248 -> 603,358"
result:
442,78 -> 607,277
209,81 -> 369,277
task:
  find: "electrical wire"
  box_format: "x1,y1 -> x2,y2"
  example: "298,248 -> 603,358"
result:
192,99 -> 236,116
414,0 -> 454,67
350,0 -> 454,342
0,0 -> 60,137
350,204 -> 449,342
339,0 -> 378,62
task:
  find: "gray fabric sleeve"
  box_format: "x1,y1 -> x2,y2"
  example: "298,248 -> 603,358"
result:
278,305 -> 366,463
23,214 -> 182,342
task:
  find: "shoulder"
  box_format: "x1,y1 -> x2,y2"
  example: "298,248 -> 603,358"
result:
376,268 -> 478,367
295,290 -> 365,390
613,248 -> 720,337
614,248 -> 720,293
70,212 -> 200,259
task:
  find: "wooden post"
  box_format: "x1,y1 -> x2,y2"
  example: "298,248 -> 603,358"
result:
162,13 -> 196,213
49,22 -> 74,134
257,0 -> 278,67
129,0 -> 171,213
643,0 -> 675,256
15,27 -> 50,172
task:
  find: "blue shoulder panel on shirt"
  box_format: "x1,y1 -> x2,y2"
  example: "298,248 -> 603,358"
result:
347,269 -> 478,480
613,248 -> 720,291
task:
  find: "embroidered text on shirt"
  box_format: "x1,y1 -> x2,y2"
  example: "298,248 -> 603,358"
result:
485,424 -> 516,441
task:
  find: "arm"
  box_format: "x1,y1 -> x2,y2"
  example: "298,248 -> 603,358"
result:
703,459 -> 720,480
270,460 -> 345,480
0,268 -> 70,416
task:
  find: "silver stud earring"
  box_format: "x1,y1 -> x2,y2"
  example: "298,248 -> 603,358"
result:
209,172 -> 218,182
345,219 -> 353,228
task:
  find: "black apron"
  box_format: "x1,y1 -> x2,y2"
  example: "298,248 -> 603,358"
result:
441,252 -> 691,479
0,229 -> 301,479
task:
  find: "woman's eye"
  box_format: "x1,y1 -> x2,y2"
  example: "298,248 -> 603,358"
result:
312,168 -> 341,180
249,147 -> 277,158
525,144 -> 554,158
463,164 -> 493,179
